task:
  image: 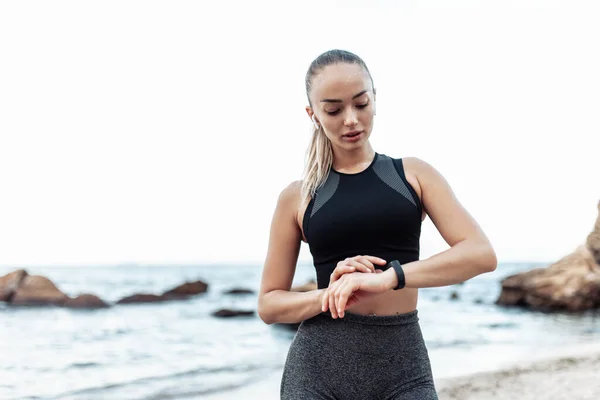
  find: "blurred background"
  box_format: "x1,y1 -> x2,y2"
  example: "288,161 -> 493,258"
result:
1,1 -> 599,399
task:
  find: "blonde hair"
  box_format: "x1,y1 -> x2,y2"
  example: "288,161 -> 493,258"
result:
301,124 -> 333,203
300,49 -> 374,203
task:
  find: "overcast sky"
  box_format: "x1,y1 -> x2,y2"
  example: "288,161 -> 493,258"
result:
1,0 -> 598,267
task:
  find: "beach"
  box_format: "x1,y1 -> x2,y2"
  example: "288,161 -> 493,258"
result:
201,345 -> 600,399
2,264 -> 599,399
436,347 -> 600,399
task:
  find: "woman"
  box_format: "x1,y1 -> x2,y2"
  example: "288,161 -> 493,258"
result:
258,49 -> 497,400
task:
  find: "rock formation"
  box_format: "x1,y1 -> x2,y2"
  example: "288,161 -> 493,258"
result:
0,270 -> 208,309
497,200 -> 600,312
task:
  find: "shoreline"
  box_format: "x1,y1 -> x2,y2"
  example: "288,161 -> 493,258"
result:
199,342 -> 600,399
437,347 -> 600,399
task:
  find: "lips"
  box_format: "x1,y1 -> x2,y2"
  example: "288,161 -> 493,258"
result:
343,131 -> 362,137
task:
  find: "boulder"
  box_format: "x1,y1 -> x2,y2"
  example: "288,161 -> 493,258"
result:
212,308 -> 255,318
0,269 -> 28,302
586,201 -> 600,265
162,280 -> 208,298
223,288 -> 254,295
11,275 -> 69,306
116,293 -> 169,304
497,201 -> 600,312
64,294 -> 110,309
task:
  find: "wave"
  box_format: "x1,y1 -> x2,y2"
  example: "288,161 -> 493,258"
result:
52,363 -> 281,400
63,362 -> 101,370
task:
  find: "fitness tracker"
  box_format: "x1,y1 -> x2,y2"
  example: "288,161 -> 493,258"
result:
388,260 -> 406,290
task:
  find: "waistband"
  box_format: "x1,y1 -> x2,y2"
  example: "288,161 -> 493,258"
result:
318,309 -> 419,326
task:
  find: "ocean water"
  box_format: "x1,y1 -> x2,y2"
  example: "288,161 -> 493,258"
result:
1,262 -> 599,400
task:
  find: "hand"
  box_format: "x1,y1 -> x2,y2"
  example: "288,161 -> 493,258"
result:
322,271 -> 391,319
329,255 -> 387,286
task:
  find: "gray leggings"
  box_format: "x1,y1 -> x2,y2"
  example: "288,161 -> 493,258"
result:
280,310 -> 438,400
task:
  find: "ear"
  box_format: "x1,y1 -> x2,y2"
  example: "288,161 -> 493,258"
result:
306,106 -> 320,129
305,106 -> 313,120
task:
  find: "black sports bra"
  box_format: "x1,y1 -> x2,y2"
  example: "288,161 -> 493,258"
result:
302,153 -> 423,289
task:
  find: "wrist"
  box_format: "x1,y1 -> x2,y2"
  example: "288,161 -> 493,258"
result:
383,267 -> 398,291
386,260 -> 406,290
316,288 -> 327,310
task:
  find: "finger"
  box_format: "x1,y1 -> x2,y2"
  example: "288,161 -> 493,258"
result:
336,283 -> 354,318
333,279 -> 348,317
347,259 -> 373,273
329,288 -> 338,319
345,293 -> 359,309
354,256 -> 376,273
325,281 -> 339,313
330,266 -> 355,285
322,289 -> 329,312
363,256 -> 387,266
375,269 -> 384,274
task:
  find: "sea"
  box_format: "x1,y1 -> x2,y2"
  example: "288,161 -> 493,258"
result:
1,262 -> 599,400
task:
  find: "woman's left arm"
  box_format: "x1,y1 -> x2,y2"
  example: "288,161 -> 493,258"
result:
384,157 -> 498,289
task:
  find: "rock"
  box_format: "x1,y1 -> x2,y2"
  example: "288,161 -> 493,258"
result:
162,280 -> 208,298
587,201 -> 600,265
0,269 -> 28,302
450,291 -> 459,300
116,293 -> 169,304
212,308 -> 255,318
223,288 -> 254,295
496,201 -> 600,312
497,246 -> 600,312
496,268 -> 546,307
10,275 -> 69,306
291,280 -> 317,293
64,294 -> 109,309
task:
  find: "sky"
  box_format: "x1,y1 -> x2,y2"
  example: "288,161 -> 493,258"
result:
0,0 -> 599,267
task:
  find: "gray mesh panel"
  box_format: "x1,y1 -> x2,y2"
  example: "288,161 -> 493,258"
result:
311,172 -> 340,217
373,155 -> 417,208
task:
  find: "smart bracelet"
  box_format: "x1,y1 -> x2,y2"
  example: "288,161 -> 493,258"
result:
388,260 -> 406,290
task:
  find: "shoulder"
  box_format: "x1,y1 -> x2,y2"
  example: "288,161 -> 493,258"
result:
397,157 -> 443,181
379,154 -> 430,170
397,156 -> 432,172
275,180 -> 307,232
277,180 -> 302,205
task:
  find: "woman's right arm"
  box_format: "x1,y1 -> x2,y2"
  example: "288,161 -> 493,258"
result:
257,181 -> 326,325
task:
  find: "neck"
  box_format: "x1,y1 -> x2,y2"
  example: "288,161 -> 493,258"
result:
331,144 -> 375,173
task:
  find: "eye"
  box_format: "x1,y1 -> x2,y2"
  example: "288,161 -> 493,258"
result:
326,109 -> 341,116
356,102 -> 369,109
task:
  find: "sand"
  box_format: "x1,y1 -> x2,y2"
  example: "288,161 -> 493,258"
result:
436,350 -> 600,399
201,345 -> 600,399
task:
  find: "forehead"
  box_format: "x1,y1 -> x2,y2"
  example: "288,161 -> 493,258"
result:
310,63 -> 371,102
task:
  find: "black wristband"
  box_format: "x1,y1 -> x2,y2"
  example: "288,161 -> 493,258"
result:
388,260 -> 405,290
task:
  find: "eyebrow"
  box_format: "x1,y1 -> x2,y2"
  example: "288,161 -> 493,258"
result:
320,90 -> 368,103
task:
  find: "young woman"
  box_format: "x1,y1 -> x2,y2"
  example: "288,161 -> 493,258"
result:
258,49 -> 497,400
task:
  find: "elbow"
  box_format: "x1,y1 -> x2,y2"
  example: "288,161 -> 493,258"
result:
479,243 -> 498,273
257,294 -> 275,325
258,308 -> 275,325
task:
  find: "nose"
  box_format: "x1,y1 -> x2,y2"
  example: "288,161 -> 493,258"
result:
343,108 -> 358,127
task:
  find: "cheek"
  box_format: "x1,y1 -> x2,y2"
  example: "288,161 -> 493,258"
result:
321,118 -> 341,134
360,113 -> 374,126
